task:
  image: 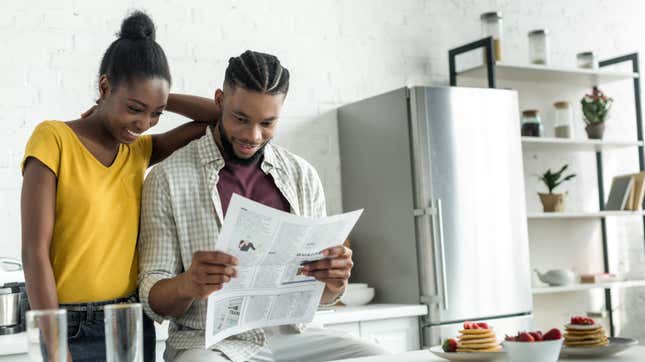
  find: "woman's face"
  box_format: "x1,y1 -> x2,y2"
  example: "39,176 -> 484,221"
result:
98,76 -> 170,144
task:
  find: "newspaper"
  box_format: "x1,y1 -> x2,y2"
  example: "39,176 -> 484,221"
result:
204,193 -> 363,348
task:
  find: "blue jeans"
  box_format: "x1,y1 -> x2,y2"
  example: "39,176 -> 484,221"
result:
61,294 -> 156,362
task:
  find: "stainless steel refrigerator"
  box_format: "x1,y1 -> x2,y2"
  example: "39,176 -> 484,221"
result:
338,86 -> 533,347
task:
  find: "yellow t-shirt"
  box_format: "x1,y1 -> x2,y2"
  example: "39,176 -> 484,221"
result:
22,121 -> 153,303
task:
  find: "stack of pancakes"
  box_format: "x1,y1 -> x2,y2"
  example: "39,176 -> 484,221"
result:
564,323 -> 609,347
457,327 -> 501,352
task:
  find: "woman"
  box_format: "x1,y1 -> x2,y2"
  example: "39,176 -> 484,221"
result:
20,11 -> 218,361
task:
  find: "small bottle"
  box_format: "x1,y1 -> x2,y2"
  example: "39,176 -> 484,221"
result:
521,110 -> 544,137
480,11 -> 503,62
577,51 -> 598,69
553,101 -> 573,138
528,29 -> 549,65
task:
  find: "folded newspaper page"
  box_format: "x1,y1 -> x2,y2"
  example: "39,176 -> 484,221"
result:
205,193 -> 363,348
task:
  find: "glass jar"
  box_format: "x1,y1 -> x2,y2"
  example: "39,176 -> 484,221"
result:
521,110 -> 544,137
480,11 -> 503,61
577,51 -> 598,69
528,29 -> 549,65
553,101 -> 573,138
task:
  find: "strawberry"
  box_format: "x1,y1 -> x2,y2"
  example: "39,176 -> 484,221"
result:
543,328 -> 562,341
463,322 -> 479,329
442,338 -> 458,352
529,331 -> 543,341
504,334 -> 516,342
517,332 -> 535,342
571,316 -> 594,325
476,322 -> 489,329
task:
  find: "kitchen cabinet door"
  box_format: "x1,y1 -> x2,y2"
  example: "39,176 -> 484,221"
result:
359,317 -> 420,352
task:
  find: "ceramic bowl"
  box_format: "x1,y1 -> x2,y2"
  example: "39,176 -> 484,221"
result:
340,286 -> 374,306
503,339 -> 563,362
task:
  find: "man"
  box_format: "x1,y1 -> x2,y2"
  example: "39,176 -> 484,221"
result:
138,50 -> 387,362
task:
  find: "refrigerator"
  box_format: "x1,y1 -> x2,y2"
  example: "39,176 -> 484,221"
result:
337,86 -> 533,347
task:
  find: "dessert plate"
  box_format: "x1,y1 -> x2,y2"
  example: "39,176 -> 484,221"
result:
559,337 -> 638,358
429,346 -> 506,361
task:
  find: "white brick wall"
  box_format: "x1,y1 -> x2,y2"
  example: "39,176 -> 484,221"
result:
2,0 -> 645,340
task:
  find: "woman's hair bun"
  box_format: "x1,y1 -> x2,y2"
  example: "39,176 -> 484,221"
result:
118,10 -> 155,41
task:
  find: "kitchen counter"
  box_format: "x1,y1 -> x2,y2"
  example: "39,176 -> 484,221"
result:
0,303 -> 427,361
330,346 -> 645,361
312,304 -> 428,325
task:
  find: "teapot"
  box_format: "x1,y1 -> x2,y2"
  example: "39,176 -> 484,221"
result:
534,268 -> 575,286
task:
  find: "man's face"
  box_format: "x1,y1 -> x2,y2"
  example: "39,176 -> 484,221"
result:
215,86 -> 285,163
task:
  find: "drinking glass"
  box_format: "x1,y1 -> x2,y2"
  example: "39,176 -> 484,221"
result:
26,309 -> 67,362
104,303 -> 143,362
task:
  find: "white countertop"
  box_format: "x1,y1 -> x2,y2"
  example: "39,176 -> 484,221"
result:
0,303 -> 427,359
330,346 -> 645,362
313,304 -> 428,325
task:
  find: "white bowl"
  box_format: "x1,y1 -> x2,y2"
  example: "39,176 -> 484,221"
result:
503,339 -> 563,362
341,286 -> 374,306
346,283 -> 368,290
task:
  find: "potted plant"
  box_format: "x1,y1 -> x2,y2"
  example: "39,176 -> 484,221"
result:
581,86 -> 613,139
538,165 -> 577,212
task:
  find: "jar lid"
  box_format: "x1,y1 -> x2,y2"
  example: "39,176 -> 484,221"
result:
480,11 -> 502,20
577,51 -> 595,57
528,29 -> 548,36
554,101 -> 570,109
522,110 -> 539,117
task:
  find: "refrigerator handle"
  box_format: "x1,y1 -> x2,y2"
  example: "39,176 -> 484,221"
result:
434,198 -> 449,310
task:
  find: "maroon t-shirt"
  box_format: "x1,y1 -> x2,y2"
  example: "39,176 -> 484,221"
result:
217,153 -> 291,215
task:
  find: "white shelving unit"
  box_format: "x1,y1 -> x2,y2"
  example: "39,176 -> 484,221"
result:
532,280 -> 645,294
458,62 -> 638,87
450,40 -> 643,336
522,137 -> 644,152
527,211 -> 645,219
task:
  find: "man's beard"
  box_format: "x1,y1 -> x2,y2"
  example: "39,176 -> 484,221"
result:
217,120 -> 268,166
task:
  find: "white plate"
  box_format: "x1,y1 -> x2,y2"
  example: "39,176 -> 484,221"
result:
428,346 -> 506,361
559,337 -> 638,358
564,323 -> 602,330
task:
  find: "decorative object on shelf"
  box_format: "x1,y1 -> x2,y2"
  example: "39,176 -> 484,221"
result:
580,273 -> 618,284
553,101 -> 573,138
528,29 -> 549,65
605,174 -> 633,210
538,164 -> 576,212
534,269 -> 576,286
577,51 -> 598,69
521,109 -> 544,137
605,172 -> 645,210
480,11 -> 502,61
581,86 -> 613,139
629,172 -> 645,210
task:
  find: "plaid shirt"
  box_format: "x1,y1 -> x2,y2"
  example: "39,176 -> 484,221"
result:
138,127 -> 327,362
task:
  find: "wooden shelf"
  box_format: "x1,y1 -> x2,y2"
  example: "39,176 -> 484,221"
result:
458,62 -> 638,86
522,137 -> 644,152
527,211 -> 645,219
532,280 -> 645,294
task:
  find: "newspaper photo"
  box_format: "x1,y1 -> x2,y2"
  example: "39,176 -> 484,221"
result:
204,193 -> 363,348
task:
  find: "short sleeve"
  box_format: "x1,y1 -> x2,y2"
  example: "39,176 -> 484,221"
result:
22,122 -> 62,176
136,135 -> 154,167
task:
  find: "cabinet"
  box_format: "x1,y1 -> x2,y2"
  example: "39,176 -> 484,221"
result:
313,304 -> 426,353
449,37 -> 644,337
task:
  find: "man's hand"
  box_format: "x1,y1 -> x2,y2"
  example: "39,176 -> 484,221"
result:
302,245 -> 353,303
176,251 -> 238,300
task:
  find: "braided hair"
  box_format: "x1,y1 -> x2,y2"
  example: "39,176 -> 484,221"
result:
98,10 -> 171,87
224,50 -> 289,95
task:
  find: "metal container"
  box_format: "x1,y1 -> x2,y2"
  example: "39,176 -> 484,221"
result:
0,288 -> 21,327
0,258 -> 25,330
